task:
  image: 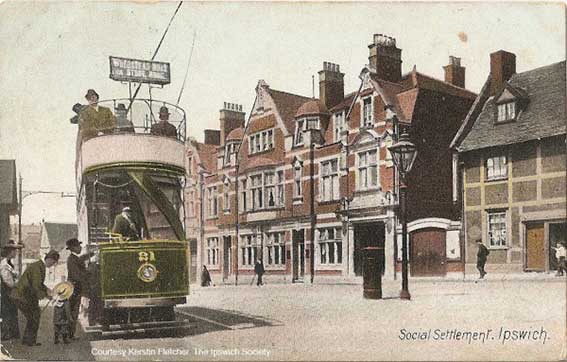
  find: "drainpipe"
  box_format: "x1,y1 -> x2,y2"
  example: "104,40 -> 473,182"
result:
310,137 -> 316,284
199,170 -> 205,286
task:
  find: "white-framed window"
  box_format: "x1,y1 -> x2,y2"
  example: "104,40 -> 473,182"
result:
241,234 -> 259,266
246,170 -> 285,211
318,227 -> 342,265
358,149 -> 378,190
334,111 -> 345,142
276,170 -> 284,206
320,159 -> 340,202
362,97 -> 373,127
486,155 -> 507,181
249,129 -> 274,154
294,117 -> 320,146
206,237 -> 220,265
294,163 -> 303,198
224,142 -> 237,167
497,102 -> 516,122
265,232 -> 285,266
206,186 -> 218,217
487,211 -> 507,247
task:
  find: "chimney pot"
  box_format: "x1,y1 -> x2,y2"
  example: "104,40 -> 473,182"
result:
368,33 -> 402,83
443,56 -> 466,88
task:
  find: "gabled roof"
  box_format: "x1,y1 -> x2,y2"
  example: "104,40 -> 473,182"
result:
269,89 -> 311,134
42,222 -> 78,251
454,61 -> 566,152
0,160 -> 17,211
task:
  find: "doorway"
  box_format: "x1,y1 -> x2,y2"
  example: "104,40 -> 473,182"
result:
292,229 -> 305,281
354,222 -> 385,276
525,223 -> 545,271
189,239 -> 197,283
548,223 -> 567,271
410,228 -> 446,276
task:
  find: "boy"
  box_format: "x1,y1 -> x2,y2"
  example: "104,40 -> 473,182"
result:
53,284 -> 73,344
552,242 -> 566,276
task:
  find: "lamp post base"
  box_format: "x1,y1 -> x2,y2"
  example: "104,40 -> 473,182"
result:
400,289 -> 411,300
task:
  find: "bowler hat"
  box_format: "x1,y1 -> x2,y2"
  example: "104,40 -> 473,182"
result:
44,250 -> 60,261
116,103 -> 127,112
72,103 -> 86,114
159,106 -> 170,115
85,89 -> 99,99
66,238 -> 81,250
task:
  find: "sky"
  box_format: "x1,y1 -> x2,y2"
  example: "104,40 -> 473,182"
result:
0,1 -> 564,224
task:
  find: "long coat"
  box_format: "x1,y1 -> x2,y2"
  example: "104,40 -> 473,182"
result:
150,121 -> 177,138
12,260 -> 48,302
67,253 -> 90,297
112,214 -> 139,240
79,106 -> 117,141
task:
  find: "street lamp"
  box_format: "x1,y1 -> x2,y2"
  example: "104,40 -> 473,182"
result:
388,133 -> 418,300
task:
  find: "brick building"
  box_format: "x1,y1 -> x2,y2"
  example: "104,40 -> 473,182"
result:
451,51 -> 566,274
186,34 -> 477,284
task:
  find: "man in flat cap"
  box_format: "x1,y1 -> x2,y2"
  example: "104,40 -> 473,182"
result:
112,206 -> 139,241
78,89 -> 117,142
150,106 -> 177,138
66,238 -> 91,339
11,250 -> 60,346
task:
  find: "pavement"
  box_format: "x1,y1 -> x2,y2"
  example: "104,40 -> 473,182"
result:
1,276 -> 565,361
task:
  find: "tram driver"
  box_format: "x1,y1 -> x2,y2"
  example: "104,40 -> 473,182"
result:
79,89 -> 117,141
111,206 -> 139,241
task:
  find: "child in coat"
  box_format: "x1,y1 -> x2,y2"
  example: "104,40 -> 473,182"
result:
53,289 -> 73,344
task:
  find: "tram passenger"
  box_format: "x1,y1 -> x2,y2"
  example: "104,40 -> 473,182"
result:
114,103 -> 134,133
65,238 -> 90,339
79,89 -> 117,141
150,106 -> 177,138
86,252 -> 103,326
112,206 -> 139,241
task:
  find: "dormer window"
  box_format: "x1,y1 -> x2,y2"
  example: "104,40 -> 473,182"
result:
223,142 -> 238,167
497,102 -> 516,122
294,117 -> 320,146
249,129 -> 274,155
362,97 -> 373,127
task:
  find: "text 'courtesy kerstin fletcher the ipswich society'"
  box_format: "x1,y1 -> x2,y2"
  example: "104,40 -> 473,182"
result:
399,327 -> 549,345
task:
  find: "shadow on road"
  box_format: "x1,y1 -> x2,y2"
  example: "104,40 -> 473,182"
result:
176,306 -> 283,337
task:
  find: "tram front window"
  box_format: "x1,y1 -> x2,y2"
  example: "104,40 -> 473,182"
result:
86,170 -> 184,242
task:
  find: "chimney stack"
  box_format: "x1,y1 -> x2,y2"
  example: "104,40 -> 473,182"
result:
490,50 -> 516,95
220,102 -> 245,145
368,34 -> 402,83
443,56 -> 466,88
204,129 -> 221,145
318,61 -> 344,109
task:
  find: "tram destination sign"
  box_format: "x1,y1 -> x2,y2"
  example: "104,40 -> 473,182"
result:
109,56 -> 171,85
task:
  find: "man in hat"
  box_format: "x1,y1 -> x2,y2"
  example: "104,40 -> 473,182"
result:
1,240 -> 23,340
150,105 -> 177,138
476,239 -> 490,279
114,103 -> 134,133
78,89 -> 117,141
112,206 -> 139,240
66,238 -> 91,339
11,250 -> 60,346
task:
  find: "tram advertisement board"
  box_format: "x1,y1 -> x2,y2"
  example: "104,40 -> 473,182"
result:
109,56 -> 171,85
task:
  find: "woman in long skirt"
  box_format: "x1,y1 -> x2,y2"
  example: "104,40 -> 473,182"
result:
1,241 -> 21,340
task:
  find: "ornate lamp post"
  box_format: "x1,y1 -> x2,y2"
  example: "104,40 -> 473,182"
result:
388,133 -> 418,300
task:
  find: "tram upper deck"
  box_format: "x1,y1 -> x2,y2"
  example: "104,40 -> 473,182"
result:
76,98 -> 187,180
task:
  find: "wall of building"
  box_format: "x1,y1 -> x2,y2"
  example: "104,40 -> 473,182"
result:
462,135 -> 566,272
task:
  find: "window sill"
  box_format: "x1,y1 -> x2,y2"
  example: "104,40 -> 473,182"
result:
206,216 -> 219,220
249,148 -> 275,157
293,196 -> 304,204
488,246 -> 508,250
245,207 -> 285,214
318,199 -> 340,205
354,187 -> 381,195
485,176 -> 508,183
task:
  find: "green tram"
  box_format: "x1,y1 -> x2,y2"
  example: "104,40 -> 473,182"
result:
75,98 -> 190,335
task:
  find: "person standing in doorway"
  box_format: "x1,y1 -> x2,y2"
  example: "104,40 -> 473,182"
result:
254,259 -> 265,286
0,240 -> 22,340
552,242 -> 566,276
476,240 -> 490,279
